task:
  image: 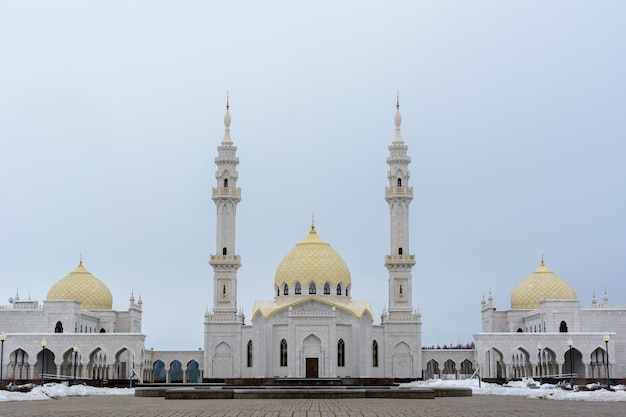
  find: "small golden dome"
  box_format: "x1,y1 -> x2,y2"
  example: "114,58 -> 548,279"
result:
510,261 -> 576,309
275,226 -> 351,291
47,260 -> 113,310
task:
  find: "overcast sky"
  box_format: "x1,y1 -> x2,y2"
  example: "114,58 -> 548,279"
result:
1,1 -> 625,350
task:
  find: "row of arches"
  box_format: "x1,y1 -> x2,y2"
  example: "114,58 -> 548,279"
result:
3,346 -> 137,382
424,359 -> 475,380
152,360 -> 201,383
484,345 -> 611,380
276,282 -> 350,297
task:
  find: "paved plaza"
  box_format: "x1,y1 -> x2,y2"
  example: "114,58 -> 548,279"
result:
0,395 -> 622,417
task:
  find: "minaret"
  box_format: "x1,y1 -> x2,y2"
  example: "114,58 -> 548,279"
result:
385,95 -> 416,315
209,95 -> 242,314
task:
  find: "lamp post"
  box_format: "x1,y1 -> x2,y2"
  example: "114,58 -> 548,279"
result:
73,345 -> 79,384
567,338 -> 574,386
0,332 -> 6,387
537,342 -> 543,385
40,338 -> 47,385
604,334 -> 611,388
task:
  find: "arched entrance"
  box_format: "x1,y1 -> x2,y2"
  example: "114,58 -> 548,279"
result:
425,359 -> 439,380
563,347 -> 584,379
302,334 -> 322,378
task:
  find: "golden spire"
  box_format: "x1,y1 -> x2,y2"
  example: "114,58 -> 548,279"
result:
79,253 -> 83,267
226,91 -> 230,111
310,214 -> 316,234
540,253 -> 544,266
396,90 -> 400,110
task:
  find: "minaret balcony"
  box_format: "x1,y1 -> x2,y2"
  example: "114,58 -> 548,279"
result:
209,255 -> 241,267
210,254 -> 240,261
212,187 -> 241,197
385,186 -> 413,197
385,254 -> 416,265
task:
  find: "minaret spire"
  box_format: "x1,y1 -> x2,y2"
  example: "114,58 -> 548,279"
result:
222,92 -> 233,145
393,91 -> 404,145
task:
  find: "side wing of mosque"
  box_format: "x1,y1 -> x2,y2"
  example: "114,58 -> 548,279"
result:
1,98 -> 625,385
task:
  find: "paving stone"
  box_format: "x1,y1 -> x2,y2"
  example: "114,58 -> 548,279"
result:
0,395 -> 623,417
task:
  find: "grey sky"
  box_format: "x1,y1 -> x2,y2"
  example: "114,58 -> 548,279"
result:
1,1 -> 624,350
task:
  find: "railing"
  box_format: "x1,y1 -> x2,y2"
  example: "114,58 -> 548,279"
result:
385,186 -> 413,196
210,255 -> 241,262
212,188 -> 241,197
385,255 -> 415,262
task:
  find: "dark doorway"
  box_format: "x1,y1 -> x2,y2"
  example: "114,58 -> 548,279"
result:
306,358 -> 318,378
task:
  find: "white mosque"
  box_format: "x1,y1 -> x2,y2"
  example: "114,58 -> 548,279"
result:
0,99 -> 624,385
202,98 -> 421,380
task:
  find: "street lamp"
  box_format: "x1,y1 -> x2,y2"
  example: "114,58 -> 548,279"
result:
73,345 -> 79,384
537,342 -> 543,385
0,332 -> 6,387
567,338 -> 573,386
604,334 -> 611,388
40,338 -> 47,385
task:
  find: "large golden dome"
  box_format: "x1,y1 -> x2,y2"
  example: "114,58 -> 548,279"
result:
510,261 -> 576,309
47,260 -> 113,310
275,226 -> 351,290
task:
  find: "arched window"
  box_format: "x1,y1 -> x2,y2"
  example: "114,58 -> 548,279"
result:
280,339 -> 288,367
295,282 -> 302,295
324,282 -> 331,294
100,328 -> 106,333
55,321 -> 63,333
398,247 -> 403,255
223,178 -> 228,187
283,284 -> 289,295
170,360 -> 183,383
187,360 -> 200,383
277,287 -> 280,296
397,178 -> 402,187
247,340 -> 253,368
372,340 -> 379,367
517,328 -> 523,333
223,284 -> 226,294
338,339 -> 345,367
153,360 -> 166,383
346,286 -> 349,296
559,321 -> 568,333
222,247 -> 227,255
399,285 -> 403,294
337,283 -> 342,295
309,282 -> 316,294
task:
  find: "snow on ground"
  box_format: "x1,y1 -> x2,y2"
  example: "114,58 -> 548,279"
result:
401,378 -> 626,402
0,383 -> 134,402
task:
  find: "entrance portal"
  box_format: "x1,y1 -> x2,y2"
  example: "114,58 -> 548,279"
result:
306,358 -> 319,378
